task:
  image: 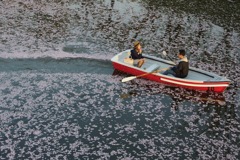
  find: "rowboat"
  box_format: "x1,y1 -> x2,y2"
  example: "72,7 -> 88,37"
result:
111,50 -> 231,93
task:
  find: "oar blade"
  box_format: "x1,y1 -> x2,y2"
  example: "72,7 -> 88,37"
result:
121,76 -> 137,83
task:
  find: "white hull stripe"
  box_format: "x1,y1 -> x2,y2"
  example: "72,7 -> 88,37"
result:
161,78 -> 229,87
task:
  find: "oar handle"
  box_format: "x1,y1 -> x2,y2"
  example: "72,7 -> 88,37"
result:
162,51 -> 175,63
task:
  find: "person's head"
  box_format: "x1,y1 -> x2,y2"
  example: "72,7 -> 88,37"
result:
134,41 -> 141,50
178,49 -> 186,59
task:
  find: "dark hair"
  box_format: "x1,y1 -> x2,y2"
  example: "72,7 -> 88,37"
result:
179,49 -> 186,56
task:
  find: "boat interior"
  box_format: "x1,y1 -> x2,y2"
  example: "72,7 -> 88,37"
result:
112,50 -> 227,82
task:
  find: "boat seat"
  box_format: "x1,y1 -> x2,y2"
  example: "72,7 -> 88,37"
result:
145,64 -> 160,72
123,51 -> 134,65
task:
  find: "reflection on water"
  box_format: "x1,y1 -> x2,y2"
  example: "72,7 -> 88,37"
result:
0,0 -> 240,159
112,70 -> 229,107
114,70 -> 226,106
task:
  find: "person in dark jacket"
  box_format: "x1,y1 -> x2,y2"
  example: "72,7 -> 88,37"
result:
162,49 -> 189,78
130,41 -> 145,68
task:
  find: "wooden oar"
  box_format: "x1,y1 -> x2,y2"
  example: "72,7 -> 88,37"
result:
121,68 -> 168,83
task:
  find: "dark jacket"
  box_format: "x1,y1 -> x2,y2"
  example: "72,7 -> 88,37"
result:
130,49 -> 143,59
173,57 -> 189,78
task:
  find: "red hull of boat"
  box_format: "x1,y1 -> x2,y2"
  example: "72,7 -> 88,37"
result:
112,62 -> 229,93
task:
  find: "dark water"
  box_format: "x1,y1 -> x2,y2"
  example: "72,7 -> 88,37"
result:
0,0 -> 240,159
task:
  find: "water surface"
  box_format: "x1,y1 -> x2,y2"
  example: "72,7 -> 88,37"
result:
0,0 -> 240,159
